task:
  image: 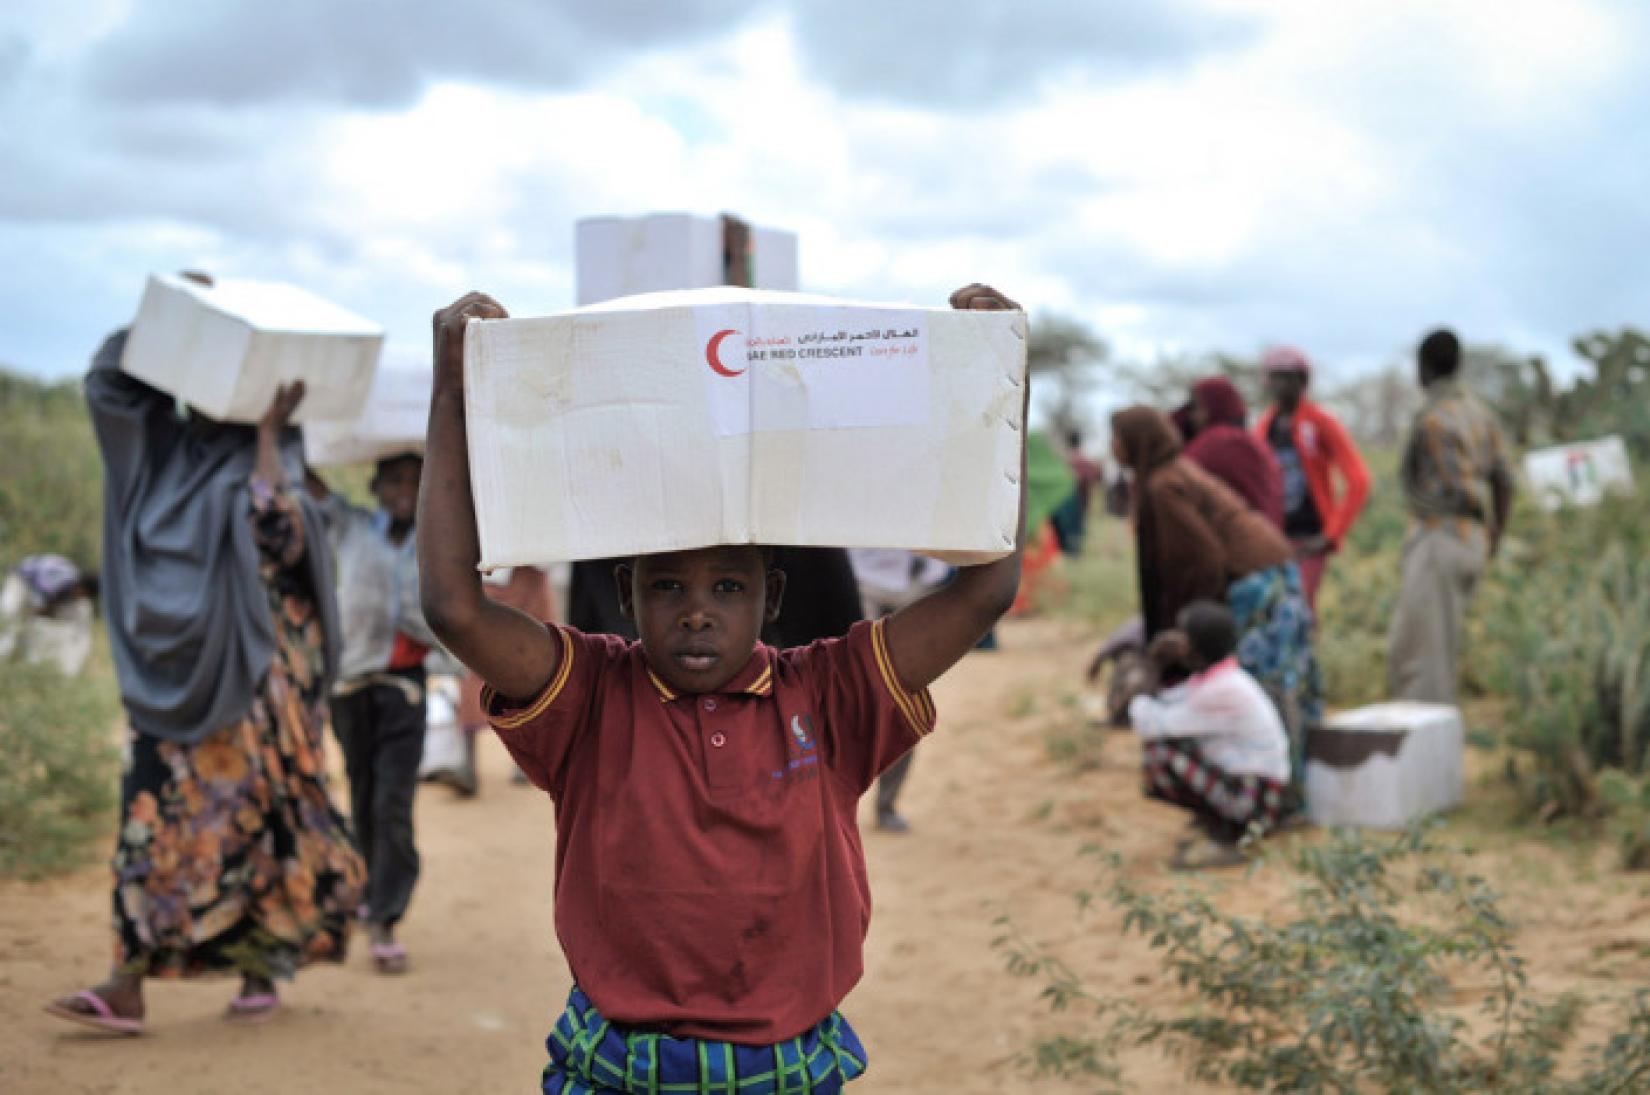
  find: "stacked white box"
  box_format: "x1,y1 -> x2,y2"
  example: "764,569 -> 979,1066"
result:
464,287 -> 1026,568
575,214 -> 799,306
120,273 -> 384,423
1304,702 -> 1465,829
304,351 -> 432,467
1523,436 -> 1634,511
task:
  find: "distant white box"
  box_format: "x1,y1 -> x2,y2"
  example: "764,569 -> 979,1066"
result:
305,351 -> 432,467
1523,436 -> 1634,512
120,273 -> 384,423
575,214 -> 799,306
1304,703 -> 1464,830
464,287 -> 1026,568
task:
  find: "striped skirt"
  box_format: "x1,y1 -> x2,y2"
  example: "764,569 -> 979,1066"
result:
543,988 -> 869,1095
1143,738 -> 1288,840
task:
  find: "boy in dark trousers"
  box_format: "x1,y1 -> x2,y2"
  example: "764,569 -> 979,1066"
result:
310,454 -> 436,974
419,285 -> 1025,1092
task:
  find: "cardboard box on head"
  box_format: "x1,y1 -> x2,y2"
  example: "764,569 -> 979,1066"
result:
575,214 -> 799,306
304,350 -> 432,467
464,287 -> 1027,569
120,273 -> 384,424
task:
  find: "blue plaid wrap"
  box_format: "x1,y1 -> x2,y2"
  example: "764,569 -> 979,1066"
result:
542,987 -> 869,1094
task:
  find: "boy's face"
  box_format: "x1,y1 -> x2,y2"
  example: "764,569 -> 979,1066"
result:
374,457 -> 423,525
616,546 -> 785,695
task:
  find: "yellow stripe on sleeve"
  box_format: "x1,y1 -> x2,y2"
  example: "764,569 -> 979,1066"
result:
870,618 -> 935,739
489,627 -> 576,731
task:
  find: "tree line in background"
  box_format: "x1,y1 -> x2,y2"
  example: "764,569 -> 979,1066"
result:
1027,315 -> 1650,457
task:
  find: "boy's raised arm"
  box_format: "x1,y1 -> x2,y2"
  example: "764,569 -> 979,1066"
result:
418,292 -> 562,702
882,284 -> 1027,691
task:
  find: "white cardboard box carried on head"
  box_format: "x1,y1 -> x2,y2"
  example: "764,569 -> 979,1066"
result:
464,287 -> 1027,568
304,349 -> 433,467
575,214 -> 799,306
120,273 -> 384,424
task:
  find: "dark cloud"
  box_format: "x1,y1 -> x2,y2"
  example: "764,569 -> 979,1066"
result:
81,0 -> 769,108
790,0 -> 1256,109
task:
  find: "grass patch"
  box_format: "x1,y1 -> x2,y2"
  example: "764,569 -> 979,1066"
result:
1043,723 -> 1108,774
0,649 -> 121,878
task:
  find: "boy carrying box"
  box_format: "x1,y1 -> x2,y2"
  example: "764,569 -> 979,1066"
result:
419,285 -> 1026,1092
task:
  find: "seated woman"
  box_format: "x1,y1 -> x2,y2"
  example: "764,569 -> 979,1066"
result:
1182,376 -> 1283,529
1108,405 -> 1321,783
1130,602 -> 1291,869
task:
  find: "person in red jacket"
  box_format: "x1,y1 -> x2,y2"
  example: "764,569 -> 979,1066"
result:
1254,347 -> 1371,607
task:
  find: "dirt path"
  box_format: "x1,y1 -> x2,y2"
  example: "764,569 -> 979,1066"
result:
5,617 -> 1650,1093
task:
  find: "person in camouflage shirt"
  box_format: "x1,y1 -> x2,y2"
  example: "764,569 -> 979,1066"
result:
1388,328 -> 1516,704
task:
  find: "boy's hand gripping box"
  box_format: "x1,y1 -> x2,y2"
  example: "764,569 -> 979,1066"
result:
463,288 -> 1028,567
120,273 -> 384,424
304,352 -> 432,467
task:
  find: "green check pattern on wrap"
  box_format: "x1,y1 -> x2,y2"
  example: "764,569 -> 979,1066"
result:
543,988 -> 869,1094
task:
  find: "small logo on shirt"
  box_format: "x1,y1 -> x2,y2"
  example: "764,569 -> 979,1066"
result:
774,713 -> 821,782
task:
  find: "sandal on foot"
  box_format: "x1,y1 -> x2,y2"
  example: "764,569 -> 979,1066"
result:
44,990 -> 145,1036
1171,837 -> 1248,872
225,993 -> 280,1025
371,941 -> 409,975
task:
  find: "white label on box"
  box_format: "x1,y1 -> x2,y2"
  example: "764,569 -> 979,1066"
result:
695,307 -> 930,437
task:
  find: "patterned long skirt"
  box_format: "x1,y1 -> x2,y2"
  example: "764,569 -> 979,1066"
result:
1227,561 -> 1323,781
112,659 -> 365,980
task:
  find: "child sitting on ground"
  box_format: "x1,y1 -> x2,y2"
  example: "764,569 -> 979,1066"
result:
1129,600 -> 1290,871
418,285 -> 1026,1093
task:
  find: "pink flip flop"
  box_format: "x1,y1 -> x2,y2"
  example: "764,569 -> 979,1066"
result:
225,993 -> 280,1025
43,990 -> 145,1036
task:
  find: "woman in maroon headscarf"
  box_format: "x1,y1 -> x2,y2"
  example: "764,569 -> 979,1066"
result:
1181,377 -> 1283,529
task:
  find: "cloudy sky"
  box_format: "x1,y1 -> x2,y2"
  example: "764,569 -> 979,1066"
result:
3,0 -> 1647,390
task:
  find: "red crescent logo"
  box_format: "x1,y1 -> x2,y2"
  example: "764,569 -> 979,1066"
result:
706,328 -> 745,377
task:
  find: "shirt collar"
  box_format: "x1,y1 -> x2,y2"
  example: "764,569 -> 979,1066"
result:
1191,656 -> 1240,684
646,645 -> 775,703
1423,377 -> 1465,403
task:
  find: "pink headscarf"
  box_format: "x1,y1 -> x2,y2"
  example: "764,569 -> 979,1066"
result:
1261,345 -> 1312,377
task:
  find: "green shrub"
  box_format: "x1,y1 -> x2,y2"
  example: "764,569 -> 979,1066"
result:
0,369 -> 103,574
0,655 -> 121,878
996,826 -> 1650,1093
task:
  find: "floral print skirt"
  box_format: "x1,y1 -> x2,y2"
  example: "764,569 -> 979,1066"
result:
112,657 -> 365,981
1228,561 -> 1324,781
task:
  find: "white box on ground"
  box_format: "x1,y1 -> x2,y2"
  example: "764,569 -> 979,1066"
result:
304,351 -> 432,467
464,287 -> 1027,568
575,214 -> 800,306
1522,436 -> 1634,511
120,273 -> 384,423
1304,702 -> 1464,829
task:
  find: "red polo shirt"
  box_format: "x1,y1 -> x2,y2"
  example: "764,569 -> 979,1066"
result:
485,617 -> 934,1045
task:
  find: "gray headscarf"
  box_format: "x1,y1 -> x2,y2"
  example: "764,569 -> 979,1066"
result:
86,330 -> 341,744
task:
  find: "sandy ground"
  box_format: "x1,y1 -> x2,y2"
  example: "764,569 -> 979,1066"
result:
6,616 -> 1650,1093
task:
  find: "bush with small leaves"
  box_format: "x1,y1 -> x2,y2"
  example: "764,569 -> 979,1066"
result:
996,825 -> 1650,1093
